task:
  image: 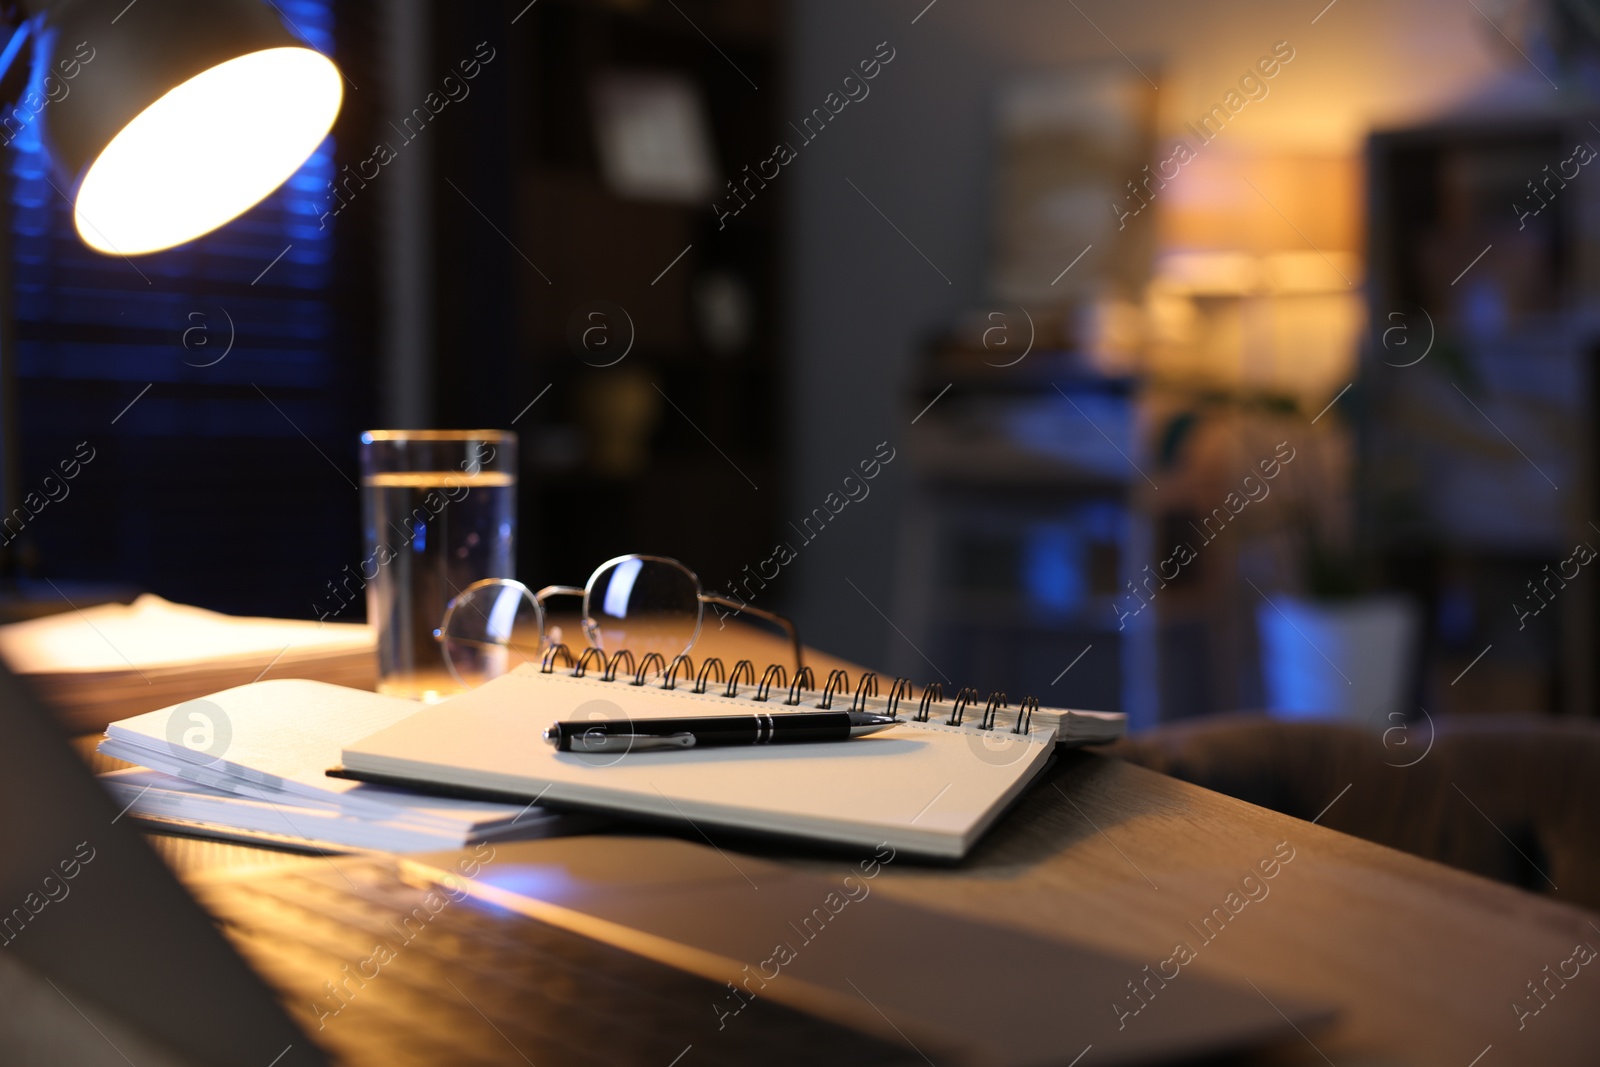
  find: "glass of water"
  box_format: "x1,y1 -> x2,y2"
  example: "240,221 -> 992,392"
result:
359,430 -> 517,701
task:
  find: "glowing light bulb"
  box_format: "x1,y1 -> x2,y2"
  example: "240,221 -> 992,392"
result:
73,47 -> 342,256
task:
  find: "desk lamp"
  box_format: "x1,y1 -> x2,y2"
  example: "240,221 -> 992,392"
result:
5,0 -> 343,255
0,0 -> 342,599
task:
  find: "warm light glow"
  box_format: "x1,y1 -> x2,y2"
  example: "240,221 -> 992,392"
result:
74,47 -> 342,256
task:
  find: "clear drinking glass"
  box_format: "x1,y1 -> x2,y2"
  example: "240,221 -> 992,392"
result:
359,430 -> 516,701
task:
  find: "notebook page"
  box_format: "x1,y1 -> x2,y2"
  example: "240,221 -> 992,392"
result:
342,666 -> 1058,858
101,679 -> 530,830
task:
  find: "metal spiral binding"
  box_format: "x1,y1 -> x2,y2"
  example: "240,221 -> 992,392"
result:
546,645 -> 1047,740
633,652 -> 666,686
663,654 -> 695,690
885,677 -> 913,720
948,687 -> 979,727
724,659 -> 756,698
572,647 -> 607,677
754,664 -> 787,702
785,666 -> 815,706
819,669 -> 850,710
1014,695 -> 1039,734
541,644 -> 574,673
851,672 -> 879,712
602,649 -> 635,682
694,657 -> 725,695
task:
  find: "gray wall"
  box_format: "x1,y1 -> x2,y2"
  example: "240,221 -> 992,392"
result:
782,0 -> 1528,667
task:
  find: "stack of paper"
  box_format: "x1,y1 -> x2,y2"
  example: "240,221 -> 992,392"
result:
0,595 -> 377,731
98,679 -> 577,853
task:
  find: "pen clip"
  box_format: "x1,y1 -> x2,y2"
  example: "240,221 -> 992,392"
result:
567,731 -> 697,753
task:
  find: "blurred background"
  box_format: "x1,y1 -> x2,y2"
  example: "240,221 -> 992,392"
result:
5,0 -> 1600,730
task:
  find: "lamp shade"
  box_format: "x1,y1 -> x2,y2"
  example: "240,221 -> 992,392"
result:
37,0 -> 342,255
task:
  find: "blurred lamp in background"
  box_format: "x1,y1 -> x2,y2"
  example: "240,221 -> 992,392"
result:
5,0 -> 342,255
0,0 -> 342,600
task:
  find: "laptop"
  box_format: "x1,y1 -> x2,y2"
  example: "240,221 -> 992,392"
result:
0,662 -> 1325,1066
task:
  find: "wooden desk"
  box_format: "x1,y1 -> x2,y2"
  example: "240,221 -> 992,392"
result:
840,751 -> 1598,1065
83,639 -> 1600,1065
123,751 -> 1600,1065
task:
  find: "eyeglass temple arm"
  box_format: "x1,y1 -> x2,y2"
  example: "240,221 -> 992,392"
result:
701,594 -> 804,671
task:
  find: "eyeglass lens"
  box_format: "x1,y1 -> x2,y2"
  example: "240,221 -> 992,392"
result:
438,581 -> 544,690
584,557 -> 703,663
440,557 -> 707,689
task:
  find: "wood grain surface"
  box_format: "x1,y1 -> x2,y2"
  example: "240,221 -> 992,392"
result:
69,640 -> 1600,1064
778,750 -> 1600,1066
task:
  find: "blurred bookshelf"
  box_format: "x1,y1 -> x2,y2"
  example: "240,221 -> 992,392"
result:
483,0 -> 786,595
888,344 -> 1157,725
1364,116 -> 1600,719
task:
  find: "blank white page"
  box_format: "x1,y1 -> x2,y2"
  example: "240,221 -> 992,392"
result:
342,665 -> 1057,858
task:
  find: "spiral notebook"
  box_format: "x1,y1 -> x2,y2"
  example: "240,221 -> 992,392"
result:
339,652 -> 1114,859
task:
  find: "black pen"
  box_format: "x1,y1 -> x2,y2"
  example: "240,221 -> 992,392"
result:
542,711 -> 899,753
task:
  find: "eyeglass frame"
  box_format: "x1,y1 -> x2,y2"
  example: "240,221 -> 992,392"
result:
437,553 -> 804,677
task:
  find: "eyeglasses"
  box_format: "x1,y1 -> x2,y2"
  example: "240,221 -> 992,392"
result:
435,554 -> 802,690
